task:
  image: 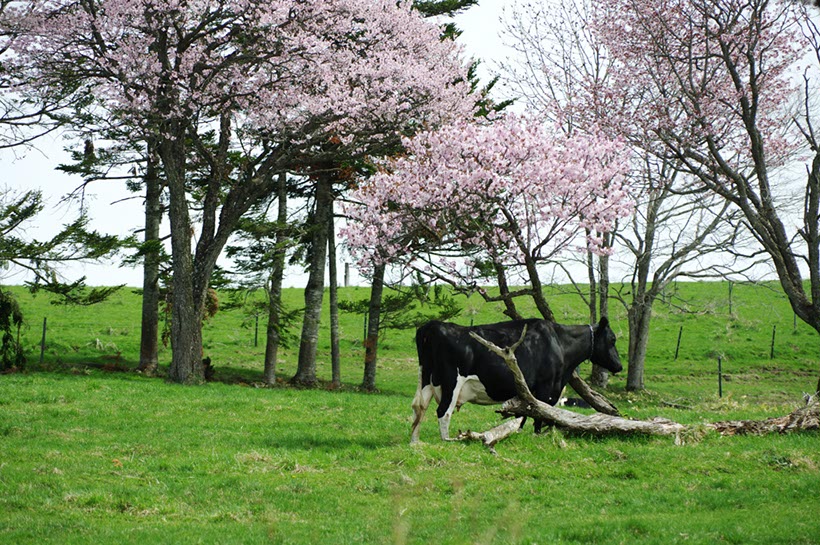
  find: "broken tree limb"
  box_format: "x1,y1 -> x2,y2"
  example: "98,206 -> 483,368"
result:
455,417 -> 525,454
500,398 -> 685,436
568,371 -> 620,416
710,397 -> 820,436
469,327 -> 686,437
469,325 -> 532,404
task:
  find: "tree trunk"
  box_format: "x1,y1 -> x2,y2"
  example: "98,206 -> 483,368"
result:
362,263 -> 385,391
292,174 -> 333,387
328,202 -> 341,389
263,173 -> 288,386
523,255 -> 554,322
493,261 -> 523,320
590,249 -> 610,388
157,113 -> 285,385
138,143 -> 162,375
162,135 -> 205,385
586,249 -> 597,323
626,297 -> 652,391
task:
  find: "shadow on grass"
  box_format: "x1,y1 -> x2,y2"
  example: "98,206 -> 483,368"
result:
16,358 -> 409,397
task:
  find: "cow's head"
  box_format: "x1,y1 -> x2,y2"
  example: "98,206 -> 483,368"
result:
590,317 -> 623,373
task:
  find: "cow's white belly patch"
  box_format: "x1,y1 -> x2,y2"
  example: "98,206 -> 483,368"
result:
456,374 -> 496,406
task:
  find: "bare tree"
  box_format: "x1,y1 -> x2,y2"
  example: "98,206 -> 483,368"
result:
611,157 -> 757,390
590,0 -> 820,393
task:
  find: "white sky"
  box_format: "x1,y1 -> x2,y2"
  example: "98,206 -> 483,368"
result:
0,1 -> 508,288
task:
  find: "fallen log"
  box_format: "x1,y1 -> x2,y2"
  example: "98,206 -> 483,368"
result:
455,417 -> 525,454
711,397 -> 819,435
468,327 -> 686,439
499,398 -> 685,436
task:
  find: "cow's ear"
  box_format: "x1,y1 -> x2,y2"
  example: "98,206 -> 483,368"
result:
598,316 -> 609,329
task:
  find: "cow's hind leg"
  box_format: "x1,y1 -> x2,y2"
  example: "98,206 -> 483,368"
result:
436,375 -> 468,441
410,368 -> 436,443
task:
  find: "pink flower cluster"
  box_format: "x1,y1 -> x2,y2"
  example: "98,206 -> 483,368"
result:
2,0 -> 473,144
342,115 -> 633,280
591,0 -> 805,169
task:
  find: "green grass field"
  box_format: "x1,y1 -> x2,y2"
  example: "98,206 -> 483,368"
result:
1,282 -> 819,544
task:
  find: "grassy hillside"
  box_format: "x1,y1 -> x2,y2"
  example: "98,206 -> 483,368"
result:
1,282 -> 819,544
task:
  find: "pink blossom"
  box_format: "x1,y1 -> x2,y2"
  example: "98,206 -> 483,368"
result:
589,0 -> 806,170
342,115 -> 634,281
2,0 -> 473,144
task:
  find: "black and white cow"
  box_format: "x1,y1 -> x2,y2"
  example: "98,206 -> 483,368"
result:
410,317 -> 623,442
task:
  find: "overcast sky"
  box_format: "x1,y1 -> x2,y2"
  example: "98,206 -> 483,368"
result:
0,1 -> 509,288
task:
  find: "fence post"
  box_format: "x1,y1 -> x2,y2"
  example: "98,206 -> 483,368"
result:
254,314 -> 259,348
728,281 -> 734,315
718,357 -> 723,398
39,317 -> 47,365
674,326 -> 683,360
770,325 -> 776,359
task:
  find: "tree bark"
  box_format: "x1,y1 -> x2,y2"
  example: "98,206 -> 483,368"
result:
138,142 -> 162,375
328,202 -> 341,389
263,173 -> 288,386
362,263 -> 385,391
292,173 -> 333,387
166,224 -> 204,384
522,254 -> 554,322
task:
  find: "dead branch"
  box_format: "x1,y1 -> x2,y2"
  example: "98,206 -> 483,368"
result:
568,372 -> 620,416
455,417 -> 525,454
710,397 -> 820,436
469,327 -> 686,438
499,398 -> 686,436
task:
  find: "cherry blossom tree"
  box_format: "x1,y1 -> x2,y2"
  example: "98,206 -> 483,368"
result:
343,115 -> 633,322
2,0 -> 472,383
591,0 -> 820,392
498,0 -> 756,391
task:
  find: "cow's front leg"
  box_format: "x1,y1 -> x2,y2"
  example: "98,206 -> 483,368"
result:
436,375 -> 468,441
533,384 -> 563,434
